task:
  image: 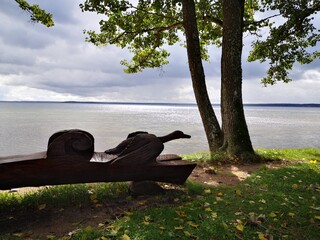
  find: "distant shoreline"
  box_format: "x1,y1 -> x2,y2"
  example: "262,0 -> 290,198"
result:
0,101 -> 319,108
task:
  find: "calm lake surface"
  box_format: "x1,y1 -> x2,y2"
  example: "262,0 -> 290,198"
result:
0,102 -> 319,156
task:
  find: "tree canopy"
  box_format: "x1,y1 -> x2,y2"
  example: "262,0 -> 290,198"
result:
80,0 -> 320,85
249,0 -> 320,85
80,0 -> 258,73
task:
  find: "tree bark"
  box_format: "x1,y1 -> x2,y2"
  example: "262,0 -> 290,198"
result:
221,0 -> 254,156
182,0 -> 223,152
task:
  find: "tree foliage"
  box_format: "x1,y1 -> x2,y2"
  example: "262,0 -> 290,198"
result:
249,0 -> 320,85
80,0 -> 320,86
80,0 -> 258,73
15,0 -> 54,27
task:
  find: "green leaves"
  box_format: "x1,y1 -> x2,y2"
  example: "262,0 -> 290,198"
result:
15,0 -> 54,27
248,0 -> 320,85
81,0 -> 183,73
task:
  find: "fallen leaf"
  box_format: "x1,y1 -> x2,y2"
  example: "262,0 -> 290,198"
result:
204,189 -> 211,194
144,215 -> 152,222
291,184 -> 298,189
235,189 -> 242,196
269,212 -> 277,218
211,212 -> 218,219
236,223 -> 244,232
98,223 -> 104,228
288,212 -> 295,217
38,204 -> 46,210
176,210 -> 187,217
205,207 -> 212,212
13,233 -> 24,237
90,193 -> 97,201
174,226 -> 184,230
216,197 -> 223,201
122,234 -> 130,240
258,233 -> 268,240
259,199 -> 266,204
217,192 -> 223,197
187,221 -> 199,228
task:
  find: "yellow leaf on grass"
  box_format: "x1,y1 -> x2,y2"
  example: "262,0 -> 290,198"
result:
211,212 -> 218,219
258,233 -> 268,240
38,204 -> 46,210
269,212 -> 277,218
314,215 -> 320,220
144,215 -> 151,222
292,184 -> 298,189
121,216 -> 131,222
204,189 -> 211,194
235,189 -> 242,196
122,234 -> 130,240
98,223 -> 105,228
176,211 -> 187,217
187,221 -> 199,228
216,197 -> 223,201
217,192 -> 223,197
205,207 -> 212,212
90,193 -> 97,201
175,226 -> 184,230
259,199 -> 266,204
13,233 -> 23,237
288,212 -> 295,217
236,223 -> 244,232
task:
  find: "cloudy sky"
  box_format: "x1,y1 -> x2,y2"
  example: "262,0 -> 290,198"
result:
0,0 -> 319,103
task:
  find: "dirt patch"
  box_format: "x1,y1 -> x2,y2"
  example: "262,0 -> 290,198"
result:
190,161 -> 285,186
0,161 -> 285,239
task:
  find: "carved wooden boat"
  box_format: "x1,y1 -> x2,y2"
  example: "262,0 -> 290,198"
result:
0,130 -> 196,190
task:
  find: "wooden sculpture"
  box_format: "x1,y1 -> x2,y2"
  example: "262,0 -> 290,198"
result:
0,129 -> 196,190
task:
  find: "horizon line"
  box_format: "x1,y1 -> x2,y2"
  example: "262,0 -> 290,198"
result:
0,100 -> 319,107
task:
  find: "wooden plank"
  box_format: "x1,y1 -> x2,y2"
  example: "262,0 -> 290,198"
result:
0,156 -> 196,190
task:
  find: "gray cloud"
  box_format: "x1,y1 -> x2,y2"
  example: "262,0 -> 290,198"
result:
0,0 -> 319,103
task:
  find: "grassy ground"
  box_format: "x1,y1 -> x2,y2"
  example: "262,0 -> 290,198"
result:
0,148 -> 319,240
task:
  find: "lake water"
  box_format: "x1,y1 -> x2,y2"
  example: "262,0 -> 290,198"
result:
0,102 -> 319,156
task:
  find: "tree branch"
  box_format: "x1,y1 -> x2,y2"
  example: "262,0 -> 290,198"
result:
109,22 -> 183,44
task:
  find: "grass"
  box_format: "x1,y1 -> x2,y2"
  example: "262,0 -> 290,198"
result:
0,148 -> 319,240
0,182 -> 129,214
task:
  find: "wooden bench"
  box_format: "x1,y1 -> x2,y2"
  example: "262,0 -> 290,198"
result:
0,130 -> 196,190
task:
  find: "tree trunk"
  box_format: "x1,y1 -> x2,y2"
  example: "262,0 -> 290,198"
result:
182,0 -> 223,152
221,0 -> 254,156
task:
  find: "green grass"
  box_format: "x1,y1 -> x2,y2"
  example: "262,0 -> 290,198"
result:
87,162 -> 319,240
0,148 -> 319,240
0,182 -> 129,214
255,148 -> 320,161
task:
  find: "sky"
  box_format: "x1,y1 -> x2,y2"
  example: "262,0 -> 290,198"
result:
0,0 -> 319,104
